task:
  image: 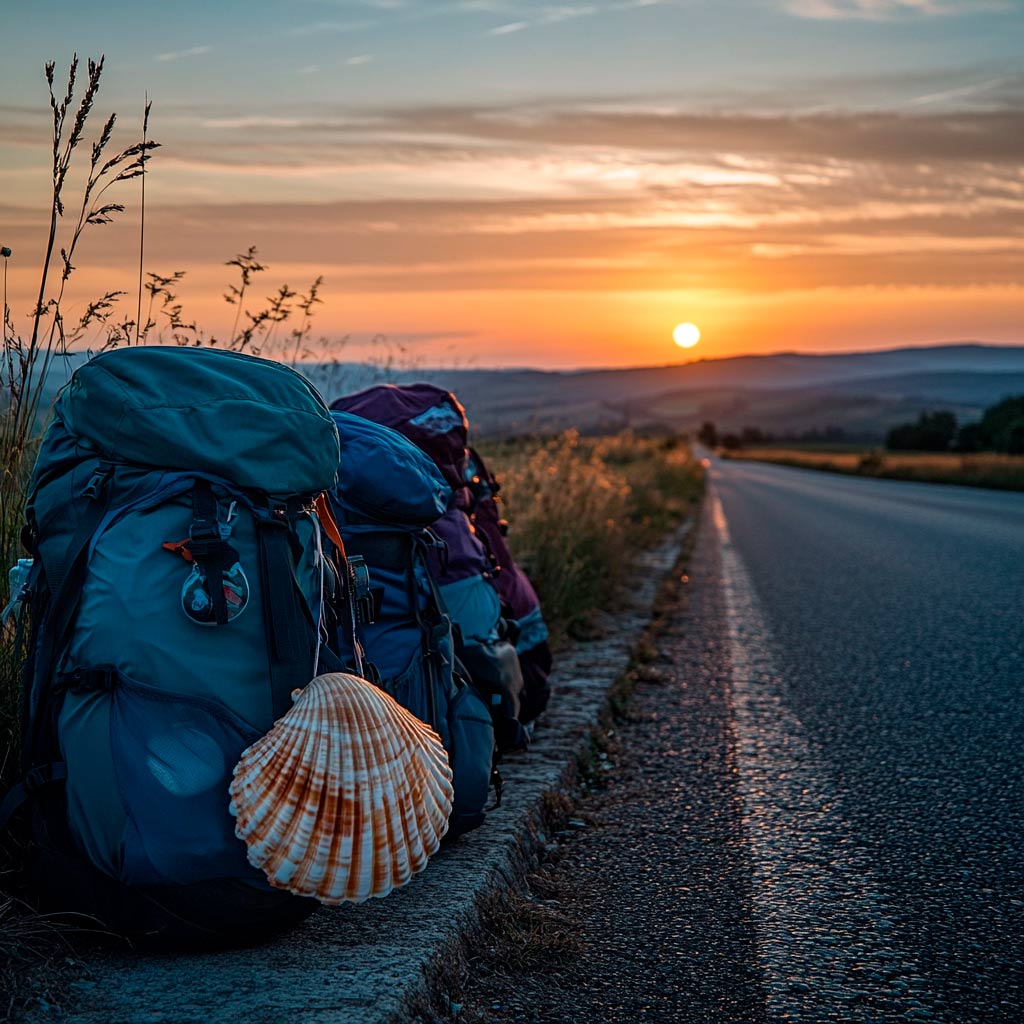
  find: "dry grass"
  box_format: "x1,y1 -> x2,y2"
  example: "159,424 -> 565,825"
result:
725,448 -> 1024,491
481,431 -> 704,643
0,897 -> 97,1020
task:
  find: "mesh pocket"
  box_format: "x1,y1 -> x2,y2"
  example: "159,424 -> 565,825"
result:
108,675 -> 260,886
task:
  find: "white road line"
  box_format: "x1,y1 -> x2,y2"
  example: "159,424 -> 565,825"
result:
711,490 -> 938,1022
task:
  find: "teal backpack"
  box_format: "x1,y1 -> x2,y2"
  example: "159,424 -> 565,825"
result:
1,347 -> 342,943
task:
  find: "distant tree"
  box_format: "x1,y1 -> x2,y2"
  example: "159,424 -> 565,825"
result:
1004,419 -> 1024,455
697,420 -> 718,447
956,420 -> 984,453
978,396 -> 1024,453
721,432 -> 741,451
740,426 -> 767,445
886,410 -> 957,452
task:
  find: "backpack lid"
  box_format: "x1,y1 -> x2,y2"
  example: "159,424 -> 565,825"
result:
53,347 -> 339,495
330,383 -> 469,490
331,411 -> 452,526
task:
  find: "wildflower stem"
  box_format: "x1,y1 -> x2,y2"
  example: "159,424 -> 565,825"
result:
135,94 -> 150,346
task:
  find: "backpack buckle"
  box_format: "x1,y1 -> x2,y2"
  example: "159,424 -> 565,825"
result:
57,665 -> 119,694
82,463 -> 113,501
347,556 -> 376,625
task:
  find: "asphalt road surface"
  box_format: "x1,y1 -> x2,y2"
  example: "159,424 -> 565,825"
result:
457,459 -> 1023,1024
711,457 -> 1024,1022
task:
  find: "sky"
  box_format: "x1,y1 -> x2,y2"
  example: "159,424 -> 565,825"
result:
1,0 -> 1022,369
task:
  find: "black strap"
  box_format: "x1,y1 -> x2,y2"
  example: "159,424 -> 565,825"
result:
0,762 -> 67,831
189,482 -> 230,626
257,509 -> 313,719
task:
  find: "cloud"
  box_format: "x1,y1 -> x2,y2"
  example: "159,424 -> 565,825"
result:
155,46 -> 211,62
903,76 -> 1016,107
5,93 -> 1021,301
780,0 -> 1010,19
287,19 -> 373,36
539,5 -> 600,23
488,20 -> 529,33
346,54 -> 375,65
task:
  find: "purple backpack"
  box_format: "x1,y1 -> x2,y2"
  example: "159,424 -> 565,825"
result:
331,383 -> 470,490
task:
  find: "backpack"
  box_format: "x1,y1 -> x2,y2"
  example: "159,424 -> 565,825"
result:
326,411 -> 495,836
330,385 -> 528,754
464,446 -> 553,724
1,346 -> 342,944
427,509 -> 528,753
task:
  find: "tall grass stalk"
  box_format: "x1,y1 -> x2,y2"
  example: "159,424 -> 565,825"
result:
134,95 -> 152,346
1,56 -> 158,595
1,57 -> 159,817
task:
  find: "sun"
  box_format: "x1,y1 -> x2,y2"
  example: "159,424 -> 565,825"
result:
673,322 -> 701,349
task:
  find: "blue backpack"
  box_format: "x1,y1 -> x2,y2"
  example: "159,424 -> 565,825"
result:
326,412 -> 495,836
1,347 -> 342,943
330,385 -> 528,755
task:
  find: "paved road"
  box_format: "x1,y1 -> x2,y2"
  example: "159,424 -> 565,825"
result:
457,461 -> 1024,1024
711,457 -> 1024,1022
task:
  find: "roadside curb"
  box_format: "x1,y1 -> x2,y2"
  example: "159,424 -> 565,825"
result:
36,521 -> 692,1024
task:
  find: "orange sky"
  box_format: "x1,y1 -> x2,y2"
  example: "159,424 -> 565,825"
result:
2,1 -> 1022,369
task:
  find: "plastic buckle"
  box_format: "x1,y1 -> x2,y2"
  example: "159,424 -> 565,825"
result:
82,463 -> 113,501
348,556 -> 376,625
186,536 -> 224,560
59,665 -> 118,694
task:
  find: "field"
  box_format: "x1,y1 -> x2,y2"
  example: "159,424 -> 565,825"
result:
722,448 -> 1024,491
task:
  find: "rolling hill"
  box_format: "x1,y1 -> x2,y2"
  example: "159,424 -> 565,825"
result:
306,343 -> 1024,439
25,342 -> 1024,441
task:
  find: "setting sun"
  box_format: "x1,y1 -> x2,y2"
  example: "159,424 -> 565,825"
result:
673,322 -> 701,349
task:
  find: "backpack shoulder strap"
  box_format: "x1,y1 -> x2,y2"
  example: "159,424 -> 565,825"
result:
28,465 -> 115,752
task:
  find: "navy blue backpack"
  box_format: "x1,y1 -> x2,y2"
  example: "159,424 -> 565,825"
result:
326,412 -> 495,836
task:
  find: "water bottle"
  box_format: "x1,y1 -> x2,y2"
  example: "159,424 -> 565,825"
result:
2,557 -> 34,625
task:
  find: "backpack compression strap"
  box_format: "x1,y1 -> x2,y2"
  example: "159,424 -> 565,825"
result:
189,482 -> 232,626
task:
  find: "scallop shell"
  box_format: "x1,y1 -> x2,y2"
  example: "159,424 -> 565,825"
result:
229,672 -> 454,904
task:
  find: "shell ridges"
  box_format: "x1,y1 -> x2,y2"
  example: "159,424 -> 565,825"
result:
229,672 -> 454,904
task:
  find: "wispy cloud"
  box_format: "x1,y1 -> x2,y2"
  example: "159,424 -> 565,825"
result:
903,75 -> 1015,107
287,19 -> 373,36
488,20 -> 529,34
156,45 -> 212,62
781,0 -> 1010,19
346,54 -> 375,65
